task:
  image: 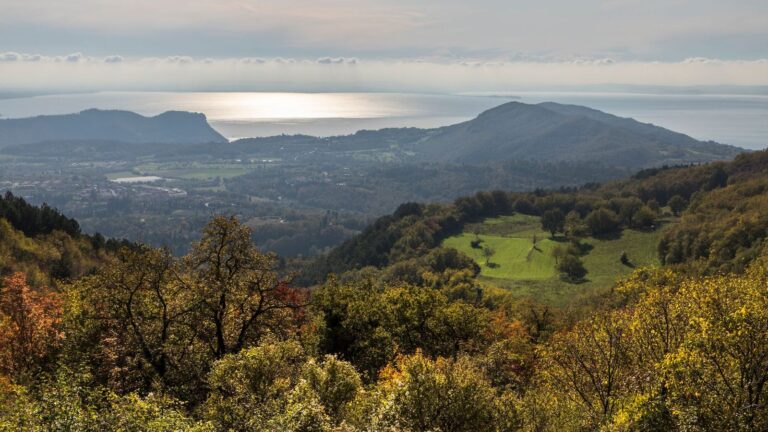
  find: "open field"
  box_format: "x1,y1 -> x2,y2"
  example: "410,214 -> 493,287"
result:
134,162 -> 254,180
443,213 -> 670,306
443,214 -> 557,280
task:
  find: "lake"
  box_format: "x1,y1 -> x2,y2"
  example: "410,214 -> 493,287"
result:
0,91 -> 766,149
110,176 -> 165,184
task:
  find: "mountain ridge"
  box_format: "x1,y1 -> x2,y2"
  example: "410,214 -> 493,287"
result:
411,101 -> 742,168
0,102 -> 744,172
0,108 -> 228,147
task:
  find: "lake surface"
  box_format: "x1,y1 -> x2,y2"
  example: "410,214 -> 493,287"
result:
0,91 -> 766,149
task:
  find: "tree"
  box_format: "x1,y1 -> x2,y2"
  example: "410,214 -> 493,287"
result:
541,209 -> 565,239
358,352 -> 519,432
471,227 -> 483,249
0,366 -> 210,431
550,245 -> 567,265
203,341 -> 360,431
380,283 -> 491,359
619,251 -> 630,266
647,199 -> 661,214
84,216 -> 305,396
617,197 -> 643,227
185,216 -> 304,360
564,210 -> 584,239
631,205 -> 656,229
311,278 -> 397,379
301,355 -> 362,423
203,340 -> 308,431
667,195 -> 688,216
585,208 -> 620,236
82,246 -> 200,391
556,254 -> 587,282
662,263 -> 768,431
541,313 -> 631,428
482,246 -> 496,266
0,273 -> 63,377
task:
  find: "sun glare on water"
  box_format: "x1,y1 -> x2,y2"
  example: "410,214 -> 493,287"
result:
199,93 -> 406,121
0,91 -> 413,122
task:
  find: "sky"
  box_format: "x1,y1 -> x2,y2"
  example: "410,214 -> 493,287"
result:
1,0 -> 767,93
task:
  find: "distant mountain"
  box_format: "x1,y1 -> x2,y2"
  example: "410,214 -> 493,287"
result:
0,109 -> 227,147
0,103 -> 743,171
410,101 -> 743,169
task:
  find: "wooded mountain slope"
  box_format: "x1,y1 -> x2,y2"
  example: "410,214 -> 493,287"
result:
305,150 -> 768,285
413,102 -> 742,168
2,153 -> 768,431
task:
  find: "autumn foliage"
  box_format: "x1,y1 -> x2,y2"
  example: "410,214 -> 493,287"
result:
3,152 -> 768,430
0,272 -> 63,377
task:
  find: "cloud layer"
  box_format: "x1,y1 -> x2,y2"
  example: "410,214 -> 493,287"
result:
1,0 -> 766,62
1,53 -> 767,93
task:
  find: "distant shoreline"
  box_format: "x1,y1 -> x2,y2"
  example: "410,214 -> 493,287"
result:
0,91 -> 766,149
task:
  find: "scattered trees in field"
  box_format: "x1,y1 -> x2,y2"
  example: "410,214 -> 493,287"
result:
482,246 -> 496,266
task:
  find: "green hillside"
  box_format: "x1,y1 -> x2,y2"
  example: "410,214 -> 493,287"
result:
443,214 -> 558,280
443,213 -> 668,305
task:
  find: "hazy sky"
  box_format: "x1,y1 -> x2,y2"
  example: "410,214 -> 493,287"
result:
1,0 -> 767,92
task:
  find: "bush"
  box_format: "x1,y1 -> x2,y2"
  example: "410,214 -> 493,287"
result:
557,254 -> 588,282
668,195 -> 688,216
620,251 -> 630,266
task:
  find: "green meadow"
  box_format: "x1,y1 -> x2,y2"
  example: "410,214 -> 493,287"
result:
443,213 -> 669,306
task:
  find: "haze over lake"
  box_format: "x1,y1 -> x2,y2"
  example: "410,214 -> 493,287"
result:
1,91 -> 766,149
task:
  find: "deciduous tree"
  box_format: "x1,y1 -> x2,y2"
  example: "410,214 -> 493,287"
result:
0,273 -> 63,377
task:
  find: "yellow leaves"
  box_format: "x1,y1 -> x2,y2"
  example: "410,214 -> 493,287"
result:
536,259 -> 768,430
608,392 -> 652,430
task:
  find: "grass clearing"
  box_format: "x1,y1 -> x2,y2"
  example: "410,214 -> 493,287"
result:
442,213 -> 671,306
444,214 -> 558,280
443,235 -> 557,280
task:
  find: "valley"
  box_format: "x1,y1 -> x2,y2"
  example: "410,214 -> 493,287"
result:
3,2 -> 767,429
0,102 -> 739,256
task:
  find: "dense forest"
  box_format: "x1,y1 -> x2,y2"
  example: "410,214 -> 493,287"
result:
1,151 -> 768,431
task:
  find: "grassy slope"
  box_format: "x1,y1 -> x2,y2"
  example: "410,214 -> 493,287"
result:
443,213 -> 669,306
443,214 -> 557,280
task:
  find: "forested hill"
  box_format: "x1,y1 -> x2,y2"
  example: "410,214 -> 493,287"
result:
0,192 -> 131,285
303,150 -> 768,284
229,101 -> 742,171
0,109 -> 227,147
412,101 -> 742,168
2,153 -> 768,430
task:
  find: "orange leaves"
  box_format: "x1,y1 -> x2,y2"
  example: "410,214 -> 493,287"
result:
0,272 -> 63,376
